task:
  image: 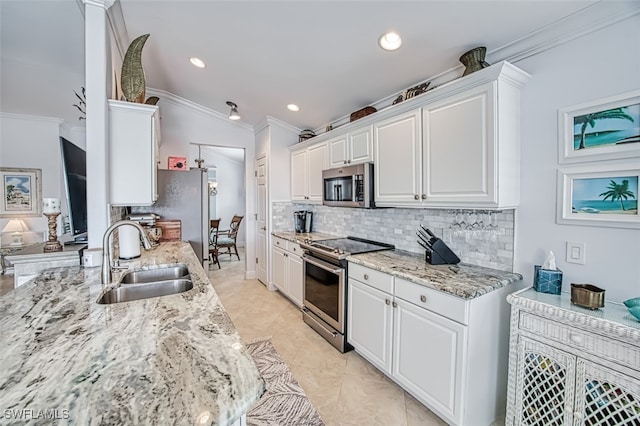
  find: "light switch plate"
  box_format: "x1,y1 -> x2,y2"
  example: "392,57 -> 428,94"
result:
566,241 -> 585,265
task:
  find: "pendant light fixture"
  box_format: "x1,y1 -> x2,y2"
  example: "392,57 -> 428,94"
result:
226,101 -> 240,120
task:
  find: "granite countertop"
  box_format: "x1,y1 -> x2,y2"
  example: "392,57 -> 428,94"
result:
0,241 -> 264,425
347,249 -> 522,299
272,231 -> 340,243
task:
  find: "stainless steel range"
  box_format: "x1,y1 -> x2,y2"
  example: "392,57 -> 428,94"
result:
299,236 -> 394,352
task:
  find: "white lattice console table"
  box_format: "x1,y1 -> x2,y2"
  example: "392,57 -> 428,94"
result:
505,287 -> 640,425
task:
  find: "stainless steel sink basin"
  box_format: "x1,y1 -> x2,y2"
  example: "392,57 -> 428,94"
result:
97,279 -> 193,305
120,264 -> 190,284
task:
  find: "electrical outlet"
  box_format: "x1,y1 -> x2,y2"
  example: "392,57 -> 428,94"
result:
566,241 -> 585,265
83,248 -> 103,268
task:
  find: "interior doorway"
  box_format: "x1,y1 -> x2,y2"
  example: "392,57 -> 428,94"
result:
190,143 -> 246,251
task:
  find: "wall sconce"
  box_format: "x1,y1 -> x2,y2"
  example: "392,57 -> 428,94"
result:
3,218 -> 29,247
226,101 -> 240,120
209,181 -> 218,196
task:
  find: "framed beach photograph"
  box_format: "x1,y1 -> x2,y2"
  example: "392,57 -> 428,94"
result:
0,167 -> 42,218
558,90 -> 640,163
557,163 -> 639,229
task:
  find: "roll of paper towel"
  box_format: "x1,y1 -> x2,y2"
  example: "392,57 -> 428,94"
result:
119,225 -> 141,259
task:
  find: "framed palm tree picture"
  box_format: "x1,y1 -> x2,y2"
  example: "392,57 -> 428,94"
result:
558,89 -> 640,163
557,163 -> 639,229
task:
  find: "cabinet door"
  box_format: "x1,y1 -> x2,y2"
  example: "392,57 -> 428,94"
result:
347,278 -> 393,374
271,246 -> 287,293
392,298 -> 466,424
348,125 -> 373,164
328,135 -> 348,167
307,142 -> 327,202
513,336 -> 575,426
373,109 -> 422,205
423,83 -> 496,206
574,359 -> 640,426
287,253 -> 304,307
109,100 -> 159,206
290,149 -> 308,201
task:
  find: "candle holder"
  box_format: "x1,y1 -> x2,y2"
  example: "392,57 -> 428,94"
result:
43,212 -> 63,252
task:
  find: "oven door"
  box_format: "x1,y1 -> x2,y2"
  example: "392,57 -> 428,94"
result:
303,254 -> 345,333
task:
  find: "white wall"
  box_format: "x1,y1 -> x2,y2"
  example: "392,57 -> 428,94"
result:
0,113 -> 85,245
149,91 -> 257,277
514,14 -> 640,302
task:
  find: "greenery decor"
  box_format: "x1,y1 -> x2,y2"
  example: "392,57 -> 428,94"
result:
121,34 -> 150,103
73,87 -> 86,120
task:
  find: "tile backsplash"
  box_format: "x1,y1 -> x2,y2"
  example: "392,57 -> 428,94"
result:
272,202 -> 514,271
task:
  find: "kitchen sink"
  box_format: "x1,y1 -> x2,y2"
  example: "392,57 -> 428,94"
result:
120,264 -> 190,284
97,279 -> 193,305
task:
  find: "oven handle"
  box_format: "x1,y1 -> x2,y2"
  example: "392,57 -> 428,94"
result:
303,255 -> 343,275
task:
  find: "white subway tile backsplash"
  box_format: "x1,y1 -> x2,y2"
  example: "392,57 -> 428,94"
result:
272,202 -> 515,271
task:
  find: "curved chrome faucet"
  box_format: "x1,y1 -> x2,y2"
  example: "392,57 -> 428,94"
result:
102,220 -> 153,284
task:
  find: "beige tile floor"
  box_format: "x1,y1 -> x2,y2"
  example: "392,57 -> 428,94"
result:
209,249 -> 449,426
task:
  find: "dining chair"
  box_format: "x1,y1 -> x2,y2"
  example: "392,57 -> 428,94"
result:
208,218 -> 221,269
217,215 -> 243,261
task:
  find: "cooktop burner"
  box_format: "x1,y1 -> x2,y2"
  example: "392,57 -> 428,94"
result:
301,236 -> 394,260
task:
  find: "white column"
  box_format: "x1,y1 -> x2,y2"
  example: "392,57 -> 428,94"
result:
83,0 -> 115,248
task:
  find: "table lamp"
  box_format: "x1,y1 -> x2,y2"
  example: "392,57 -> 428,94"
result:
3,219 -> 29,247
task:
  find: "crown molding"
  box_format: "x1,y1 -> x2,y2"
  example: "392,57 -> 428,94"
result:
83,0 -> 116,9
254,116 -> 300,135
146,88 -> 254,131
0,112 -> 64,125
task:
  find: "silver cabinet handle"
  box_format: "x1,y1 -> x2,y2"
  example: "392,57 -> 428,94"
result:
363,274 -> 369,280
392,301 -> 397,308
385,299 -> 390,305
261,226 -> 266,230
420,295 -> 427,303
414,194 -> 419,200
421,194 -> 426,200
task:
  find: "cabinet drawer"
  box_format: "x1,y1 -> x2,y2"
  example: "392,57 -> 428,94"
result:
348,263 -> 393,294
395,278 -> 469,325
272,236 -> 287,249
519,312 -> 640,368
286,241 -> 303,256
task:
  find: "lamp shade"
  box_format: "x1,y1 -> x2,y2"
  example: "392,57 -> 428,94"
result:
3,218 -> 28,233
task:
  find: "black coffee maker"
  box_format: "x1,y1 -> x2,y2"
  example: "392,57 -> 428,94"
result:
294,210 -> 313,233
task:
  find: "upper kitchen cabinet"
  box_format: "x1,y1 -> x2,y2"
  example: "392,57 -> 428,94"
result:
374,61 -> 530,209
109,100 -> 160,206
328,124 -> 373,167
374,109 -> 423,205
291,141 -> 327,203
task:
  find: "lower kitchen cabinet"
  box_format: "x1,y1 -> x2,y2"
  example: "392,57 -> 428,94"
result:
271,236 -> 303,307
506,288 -> 640,426
347,263 -> 513,426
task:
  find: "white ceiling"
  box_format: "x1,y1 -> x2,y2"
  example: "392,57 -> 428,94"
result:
2,0 -> 631,133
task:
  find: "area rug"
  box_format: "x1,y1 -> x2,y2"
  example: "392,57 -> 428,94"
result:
245,337 -> 324,426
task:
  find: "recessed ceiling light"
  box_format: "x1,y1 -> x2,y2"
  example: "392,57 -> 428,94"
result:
379,31 -> 402,51
189,57 -> 206,68
287,104 -> 299,112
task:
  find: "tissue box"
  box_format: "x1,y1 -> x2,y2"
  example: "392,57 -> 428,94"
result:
533,265 -> 563,295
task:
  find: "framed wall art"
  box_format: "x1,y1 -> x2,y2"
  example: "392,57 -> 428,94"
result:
557,163 -> 639,229
558,89 -> 640,163
1,167 -> 42,218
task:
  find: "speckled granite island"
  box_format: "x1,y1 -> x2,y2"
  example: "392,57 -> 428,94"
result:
0,242 -> 264,425
347,249 -> 523,299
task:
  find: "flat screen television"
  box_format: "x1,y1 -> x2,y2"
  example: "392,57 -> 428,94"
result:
60,137 -> 88,243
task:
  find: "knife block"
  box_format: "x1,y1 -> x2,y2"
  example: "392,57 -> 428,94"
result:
425,239 -> 460,265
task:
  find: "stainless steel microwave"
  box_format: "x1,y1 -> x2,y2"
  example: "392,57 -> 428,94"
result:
322,162 -> 374,208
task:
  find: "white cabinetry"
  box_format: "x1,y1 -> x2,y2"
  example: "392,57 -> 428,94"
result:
291,142 -> 327,203
329,125 -> 373,167
271,236 -> 304,307
373,61 -> 529,209
373,109 -> 422,204
108,100 -> 160,206
348,263 -> 513,425
506,289 -> 640,426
